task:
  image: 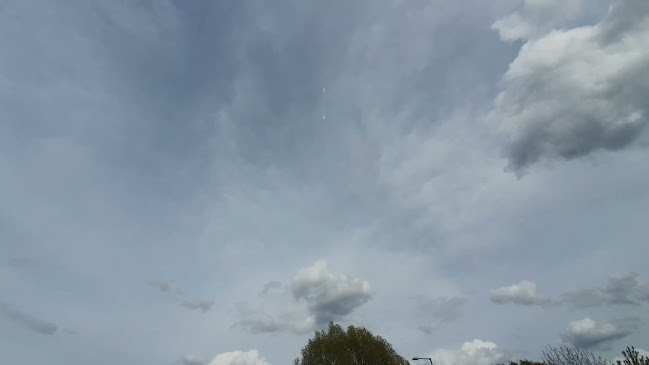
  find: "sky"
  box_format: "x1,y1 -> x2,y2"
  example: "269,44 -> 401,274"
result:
1,0 -> 648,364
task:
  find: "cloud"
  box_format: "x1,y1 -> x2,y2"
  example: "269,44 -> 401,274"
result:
208,350 -> 271,365
180,354 -> 207,365
415,296 -> 467,334
492,0 -> 583,42
429,339 -> 512,365
259,281 -> 282,296
182,299 -> 215,313
0,303 -> 58,335
603,273 -> 649,304
487,0 -> 649,175
562,273 -> 649,308
235,314 -> 286,334
489,280 -> 552,306
150,280 -> 173,293
560,318 -> 630,349
290,260 -> 373,327
235,260 -> 372,334
233,296 -> 314,335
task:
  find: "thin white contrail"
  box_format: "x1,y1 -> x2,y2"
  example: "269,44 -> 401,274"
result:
322,87 -> 326,120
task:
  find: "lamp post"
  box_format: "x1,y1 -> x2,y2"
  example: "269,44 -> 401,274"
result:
412,357 -> 433,365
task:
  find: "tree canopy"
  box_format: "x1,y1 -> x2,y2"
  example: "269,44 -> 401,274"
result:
294,322 -> 410,365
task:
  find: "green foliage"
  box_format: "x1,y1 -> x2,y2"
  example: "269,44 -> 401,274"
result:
294,322 -> 410,365
542,345 -> 608,365
615,347 -> 649,365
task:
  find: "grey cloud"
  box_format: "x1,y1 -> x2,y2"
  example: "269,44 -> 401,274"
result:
562,289 -> 605,309
291,260 -> 373,327
1,303 -> 58,335
180,354 -> 207,365
486,0 -> 649,175
259,281 -> 282,296
560,318 -> 630,349
415,296 -> 467,334
489,280 -> 552,306
236,260 -> 372,334
236,316 -> 286,334
150,280 -> 173,293
562,273 -> 649,308
233,302 -> 285,334
182,299 -> 215,313
233,300 -> 289,334
234,301 -> 312,335
603,272 -> 649,304
492,0 -> 583,41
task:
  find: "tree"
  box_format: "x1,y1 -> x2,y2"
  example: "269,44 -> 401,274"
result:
541,345 -> 608,365
614,347 -> 649,365
294,322 -> 410,365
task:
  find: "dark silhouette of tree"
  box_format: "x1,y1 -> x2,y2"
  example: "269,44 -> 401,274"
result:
541,345 -> 608,365
614,347 -> 649,365
294,322 -> 410,365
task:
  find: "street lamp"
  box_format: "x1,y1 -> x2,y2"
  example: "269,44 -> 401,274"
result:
412,357 -> 433,365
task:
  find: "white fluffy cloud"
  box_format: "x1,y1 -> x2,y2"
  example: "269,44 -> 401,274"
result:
208,350 -> 270,365
290,260 -> 373,327
489,280 -> 552,306
235,260 -> 372,333
429,340 -> 512,365
487,0 -> 649,174
560,318 -> 630,349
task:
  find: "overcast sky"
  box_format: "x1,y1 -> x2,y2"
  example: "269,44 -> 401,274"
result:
1,0 -> 648,364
